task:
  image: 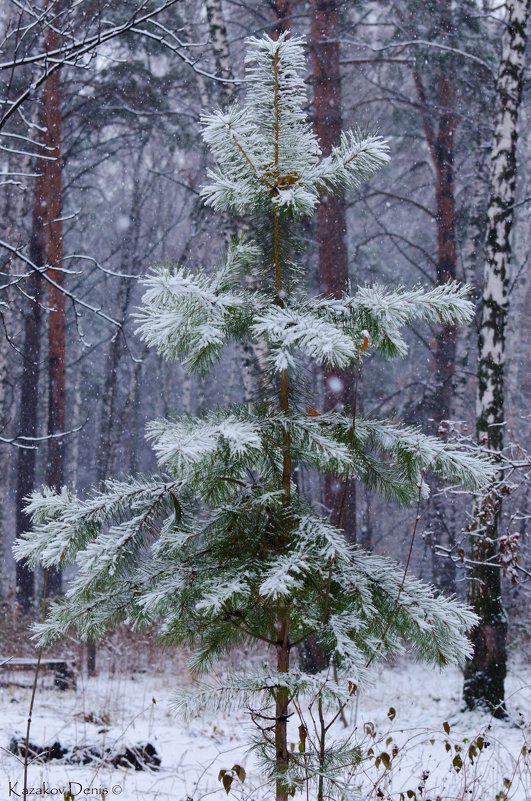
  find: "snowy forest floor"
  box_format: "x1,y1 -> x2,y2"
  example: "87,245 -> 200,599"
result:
0,645 -> 529,801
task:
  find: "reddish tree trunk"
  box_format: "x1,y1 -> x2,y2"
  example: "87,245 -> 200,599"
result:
15,2 -> 62,609
414,72 -> 458,423
43,12 -> 65,596
311,0 -> 355,542
270,0 -> 291,38
275,613 -> 290,801
414,66 -> 458,592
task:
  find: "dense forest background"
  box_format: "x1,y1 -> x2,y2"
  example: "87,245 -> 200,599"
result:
0,0 -> 529,703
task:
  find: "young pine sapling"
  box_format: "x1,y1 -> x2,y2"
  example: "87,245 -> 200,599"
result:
15,34 -> 493,801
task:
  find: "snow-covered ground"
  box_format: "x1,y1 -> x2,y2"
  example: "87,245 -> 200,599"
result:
0,654 -> 529,800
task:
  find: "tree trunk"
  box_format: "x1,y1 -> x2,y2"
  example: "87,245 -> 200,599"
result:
413,14 -> 458,591
205,0 -> 233,106
310,0 -> 355,543
429,75 -> 458,594
270,0 -> 291,38
15,257 -> 44,611
431,74 -> 457,428
68,338 -> 83,490
96,282 -> 132,482
275,613 -> 290,801
464,0 -> 530,717
89,151 -> 144,676
119,352 -> 145,475
96,143 -> 145,483
42,8 -> 65,597
453,128 -> 489,426
1,146 -> 32,562
204,0 -> 268,404
16,1 -> 65,605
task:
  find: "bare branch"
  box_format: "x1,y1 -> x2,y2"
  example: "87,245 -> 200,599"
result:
0,238 -> 121,329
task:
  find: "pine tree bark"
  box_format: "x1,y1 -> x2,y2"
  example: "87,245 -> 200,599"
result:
464,0 -> 530,717
270,48 -> 292,796
310,0 -> 355,543
413,11 -> 458,592
275,612 -> 290,801
42,10 -> 65,597
270,0 -> 291,38
15,2 -> 65,608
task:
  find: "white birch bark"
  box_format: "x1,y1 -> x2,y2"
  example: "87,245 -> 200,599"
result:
465,0 -> 530,717
205,0 -> 234,104
477,0 -> 530,449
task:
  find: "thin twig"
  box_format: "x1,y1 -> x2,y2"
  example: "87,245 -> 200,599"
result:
23,568 -> 49,796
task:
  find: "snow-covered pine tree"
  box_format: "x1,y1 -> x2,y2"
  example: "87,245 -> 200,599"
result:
15,34 -> 493,801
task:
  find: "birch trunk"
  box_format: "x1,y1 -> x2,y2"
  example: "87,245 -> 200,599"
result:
464,0 -> 530,716
452,129 -> 489,426
205,0 -> 233,105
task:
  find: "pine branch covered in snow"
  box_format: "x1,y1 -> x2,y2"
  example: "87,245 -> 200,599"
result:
135,239 -> 261,372
307,281 -> 474,359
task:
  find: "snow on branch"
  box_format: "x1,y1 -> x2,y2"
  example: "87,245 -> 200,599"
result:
351,281 -> 474,357
14,477 -> 182,570
338,548 -> 479,666
252,306 -> 359,371
172,667 -> 351,720
309,281 -> 474,358
286,413 -> 354,476
137,250 -> 257,371
147,412 -> 263,481
314,129 -> 390,193
201,34 -> 388,217
353,417 -> 495,491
